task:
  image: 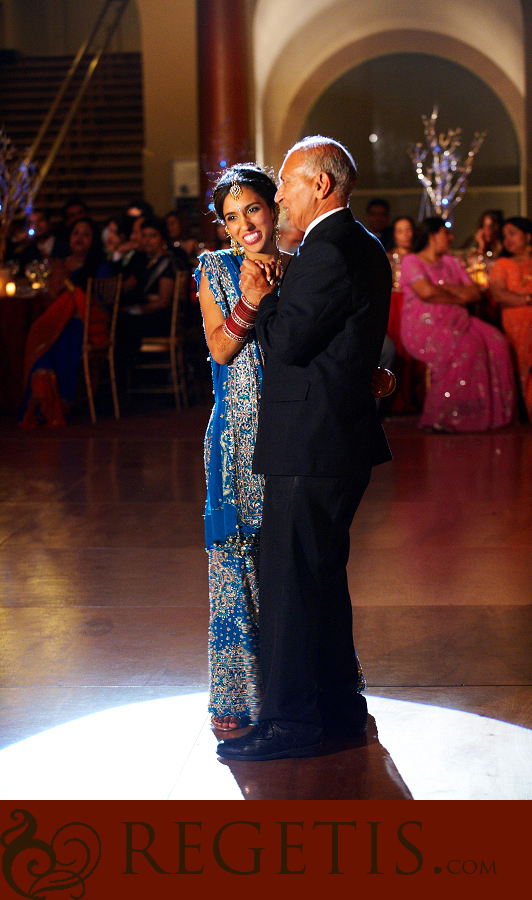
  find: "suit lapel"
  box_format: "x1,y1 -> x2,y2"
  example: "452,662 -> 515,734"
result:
279,255 -> 293,286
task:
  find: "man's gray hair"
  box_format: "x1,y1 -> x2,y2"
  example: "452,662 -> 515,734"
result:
286,135 -> 357,199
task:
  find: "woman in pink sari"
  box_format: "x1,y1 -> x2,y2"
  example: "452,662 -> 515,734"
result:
400,217 -> 515,432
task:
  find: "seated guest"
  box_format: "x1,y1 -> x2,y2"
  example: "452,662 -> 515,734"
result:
63,195 -> 90,227
137,217 -> 176,321
489,216 -> 532,422
365,197 -> 393,249
400,216 -> 515,432
387,216 -> 416,287
385,215 -> 425,414
163,210 -> 190,271
18,208 -> 62,274
101,216 -> 122,260
461,211 -> 504,322
165,208 -> 200,265
114,216 -> 177,389
104,215 -> 157,305
55,216 -> 108,286
53,195 -> 91,256
19,217 -> 110,428
110,214 -> 148,306
462,209 -> 504,265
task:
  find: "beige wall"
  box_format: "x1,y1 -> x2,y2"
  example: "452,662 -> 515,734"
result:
1,0 -> 141,54
135,0 -> 198,214
1,0 -> 201,214
2,0 -> 528,222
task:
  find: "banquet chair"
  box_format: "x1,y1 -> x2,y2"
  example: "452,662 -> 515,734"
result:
128,270 -> 189,411
81,274 -> 122,423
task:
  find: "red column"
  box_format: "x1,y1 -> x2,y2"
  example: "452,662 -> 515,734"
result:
196,0 -> 254,243
522,0 -> 532,214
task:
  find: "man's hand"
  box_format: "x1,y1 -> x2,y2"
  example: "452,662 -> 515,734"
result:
239,258 -> 272,307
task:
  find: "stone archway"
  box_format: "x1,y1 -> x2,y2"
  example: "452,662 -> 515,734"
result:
259,30 -> 523,178
252,0 -> 524,178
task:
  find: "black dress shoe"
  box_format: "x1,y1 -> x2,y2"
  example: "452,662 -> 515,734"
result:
322,693 -> 368,737
216,720 -> 323,761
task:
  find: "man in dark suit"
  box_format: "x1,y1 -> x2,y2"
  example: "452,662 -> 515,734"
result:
217,136 -> 392,761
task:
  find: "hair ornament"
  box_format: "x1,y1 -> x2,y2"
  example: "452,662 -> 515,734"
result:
229,173 -> 243,200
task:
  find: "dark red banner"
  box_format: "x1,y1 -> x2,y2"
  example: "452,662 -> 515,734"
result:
0,800 -> 526,897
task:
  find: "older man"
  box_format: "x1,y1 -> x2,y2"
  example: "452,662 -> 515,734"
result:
217,136 -> 392,761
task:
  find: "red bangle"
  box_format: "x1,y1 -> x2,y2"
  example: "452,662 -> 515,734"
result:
222,320 -> 248,342
222,295 -> 258,342
240,294 -> 259,315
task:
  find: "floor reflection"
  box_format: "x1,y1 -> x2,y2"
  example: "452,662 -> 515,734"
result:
0,694 -> 530,801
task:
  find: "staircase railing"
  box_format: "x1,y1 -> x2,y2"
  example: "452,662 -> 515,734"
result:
28,0 -> 131,202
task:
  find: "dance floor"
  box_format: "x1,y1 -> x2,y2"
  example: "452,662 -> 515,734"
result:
0,402 -> 531,800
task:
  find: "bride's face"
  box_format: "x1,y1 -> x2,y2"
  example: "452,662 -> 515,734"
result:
222,186 -> 276,256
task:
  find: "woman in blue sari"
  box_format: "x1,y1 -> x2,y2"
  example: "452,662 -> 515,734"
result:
195,164 -> 284,730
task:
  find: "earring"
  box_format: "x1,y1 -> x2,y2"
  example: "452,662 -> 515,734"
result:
226,227 -> 245,256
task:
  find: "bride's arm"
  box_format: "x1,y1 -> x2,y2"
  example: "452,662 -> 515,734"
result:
198,275 -> 254,365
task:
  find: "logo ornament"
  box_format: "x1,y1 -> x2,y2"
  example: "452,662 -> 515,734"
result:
1,809 -> 101,898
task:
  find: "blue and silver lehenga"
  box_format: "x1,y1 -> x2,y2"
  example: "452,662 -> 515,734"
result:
195,250 -> 264,725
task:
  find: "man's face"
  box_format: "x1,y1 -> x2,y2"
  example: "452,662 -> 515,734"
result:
29,211 -> 51,239
366,204 -> 389,235
275,151 -> 319,233
65,203 -> 86,226
131,217 -> 146,250
142,226 -> 165,258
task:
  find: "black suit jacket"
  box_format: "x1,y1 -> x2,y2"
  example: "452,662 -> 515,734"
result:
252,208 -> 392,476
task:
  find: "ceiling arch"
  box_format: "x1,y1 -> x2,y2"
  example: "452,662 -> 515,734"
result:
253,0 -> 524,173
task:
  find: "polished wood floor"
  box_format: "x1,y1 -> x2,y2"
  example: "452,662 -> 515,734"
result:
1,399 -> 531,800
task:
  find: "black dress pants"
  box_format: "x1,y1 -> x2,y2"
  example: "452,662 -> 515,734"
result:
257,470 -> 371,729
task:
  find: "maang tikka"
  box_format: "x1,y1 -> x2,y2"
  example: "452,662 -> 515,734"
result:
229,173 -> 243,200
226,172 -> 245,254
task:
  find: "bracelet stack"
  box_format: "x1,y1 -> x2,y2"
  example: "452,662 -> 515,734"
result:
222,294 -> 259,342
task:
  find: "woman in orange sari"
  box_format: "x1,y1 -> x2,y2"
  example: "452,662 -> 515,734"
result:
19,217 -> 110,427
489,216 -> 532,422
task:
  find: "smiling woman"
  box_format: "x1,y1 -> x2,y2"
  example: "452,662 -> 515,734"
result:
222,189 -> 278,256
194,163 -> 286,733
